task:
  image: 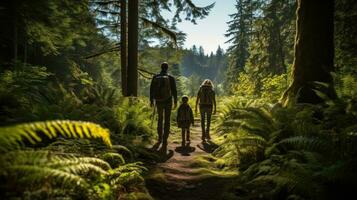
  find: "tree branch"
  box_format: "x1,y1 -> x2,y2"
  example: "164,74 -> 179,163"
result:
83,45 -> 120,59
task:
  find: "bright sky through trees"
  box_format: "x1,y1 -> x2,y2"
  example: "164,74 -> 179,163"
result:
165,0 -> 236,54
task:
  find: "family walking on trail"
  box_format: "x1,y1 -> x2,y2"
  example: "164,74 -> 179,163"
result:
150,62 -> 217,154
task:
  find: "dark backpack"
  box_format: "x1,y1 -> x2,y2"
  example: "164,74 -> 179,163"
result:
152,74 -> 171,101
178,105 -> 191,121
199,85 -> 214,105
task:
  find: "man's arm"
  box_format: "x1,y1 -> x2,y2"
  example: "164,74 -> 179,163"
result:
170,76 -> 178,106
213,91 -> 217,114
149,76 -> 155,106
195,89 -> 200,113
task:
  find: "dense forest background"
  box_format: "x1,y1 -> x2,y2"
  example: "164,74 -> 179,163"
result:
0,0 -> 356,199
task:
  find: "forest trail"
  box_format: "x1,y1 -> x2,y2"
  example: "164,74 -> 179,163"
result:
145,118 -> 238,200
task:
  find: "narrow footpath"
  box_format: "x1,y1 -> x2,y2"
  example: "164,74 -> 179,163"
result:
145,119 -> 238,200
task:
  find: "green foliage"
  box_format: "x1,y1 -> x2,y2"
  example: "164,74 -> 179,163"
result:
0,63 -> 154,199
260,74 -> 289,102
230,73 -> 288,103
181,45 -> 228,86
0,120 -> 112,151
116,98 -> 154,140
225,0 -> 295,94
20,0 -> 93,55
0,121 -> 149,200
336,73 -> 357,99
215,94 -> 357,199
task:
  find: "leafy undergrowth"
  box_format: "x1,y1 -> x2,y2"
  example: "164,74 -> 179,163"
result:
212,95 -> 357,200
0,66 -> 157,199
0,120 -> 153,200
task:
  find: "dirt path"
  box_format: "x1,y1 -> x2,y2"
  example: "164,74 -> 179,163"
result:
145,119 -> 238,200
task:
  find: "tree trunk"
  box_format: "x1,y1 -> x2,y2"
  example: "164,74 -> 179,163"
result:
13,10 -> 18,63
281,0 -> 336,106
120,0 -> 128,96
127,0 -> 138,96
267,0 -> 286,75
24,39 -> 27,64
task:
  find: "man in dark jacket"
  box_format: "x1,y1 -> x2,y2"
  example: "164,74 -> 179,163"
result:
150,62 -> 177,153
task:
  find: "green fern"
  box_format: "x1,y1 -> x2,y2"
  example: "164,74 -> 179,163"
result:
109,162 -> 147,186
278,136 -> 331,155
1,151 -> 110,190
1,149 -> 147,199
101,152 -> 126,168
49,156 -> 111,171
0,120 -> 112,151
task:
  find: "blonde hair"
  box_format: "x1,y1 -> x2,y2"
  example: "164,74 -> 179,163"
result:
201,79 -> 214,88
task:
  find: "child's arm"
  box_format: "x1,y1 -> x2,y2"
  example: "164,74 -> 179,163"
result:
176,106 -> 180,123
176,106 -> 179,123
190,107 -> 194,125
213,91 -> 217,114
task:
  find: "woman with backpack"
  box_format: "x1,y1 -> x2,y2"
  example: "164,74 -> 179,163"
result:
195,79 -> 216,142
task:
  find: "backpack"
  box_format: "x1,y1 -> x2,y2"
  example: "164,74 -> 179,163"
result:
178,105 -> 191,121
199,85 -> 214,105
152,74 -> 171,101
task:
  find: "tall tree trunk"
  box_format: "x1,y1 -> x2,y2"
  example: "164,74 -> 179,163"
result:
127,0 -> 138,96
267,0 -> 286,75
120,0 -> 128,96
13,10 -> 18,63
281,0 -> 336,106
24,39 -> 27,64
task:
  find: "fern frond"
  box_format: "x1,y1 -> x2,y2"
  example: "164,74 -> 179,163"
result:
112,145 -> 133,159
59,163 -> 109,175
113,162 -> 147,174
8,165 -> 88,188
101,152 -> 125,168
278,136 -> 331,154
244,107 -> 275,126
110,170 -> 144,186
109,162 -> 146,187
50,156 -> 111,171
2,150 -> 50,165
0,120 -> 112,151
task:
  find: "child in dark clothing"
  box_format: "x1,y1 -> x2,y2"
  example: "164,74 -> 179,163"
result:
176,95 -> 194,147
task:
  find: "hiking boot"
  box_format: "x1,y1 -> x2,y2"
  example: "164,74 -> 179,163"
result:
206,134 -> 211,140
181,140 -> 185,147
206,129 -> 211,140
160,142 -> 167,154
158,135 -> 163,143
159,147 -> 167,155
201,135 -> 206,142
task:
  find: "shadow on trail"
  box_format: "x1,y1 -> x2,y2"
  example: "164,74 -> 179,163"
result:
197,140 -> 219,153
148,142 -> 175,163
175,142 -> 196,156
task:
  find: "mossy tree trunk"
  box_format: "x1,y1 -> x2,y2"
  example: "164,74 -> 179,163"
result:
127,0 -> 138,97
281,0 -> 336,106
120,0 -> 127,96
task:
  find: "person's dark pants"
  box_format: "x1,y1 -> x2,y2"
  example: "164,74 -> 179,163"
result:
157,102 -> 172,146
200,104 -> 213,140
181,128 -> 190,146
